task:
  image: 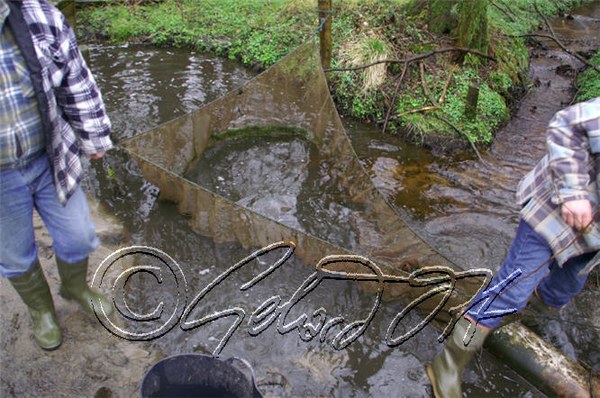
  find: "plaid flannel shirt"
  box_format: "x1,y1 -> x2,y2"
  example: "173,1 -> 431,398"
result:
7,0 -> 112,204
516,97 -> 600,270
0,4 -> 46,169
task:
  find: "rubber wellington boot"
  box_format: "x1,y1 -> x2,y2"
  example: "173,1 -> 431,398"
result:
56,257 -> 113,317
426,317 -> 490,398
8,260 -> 62,350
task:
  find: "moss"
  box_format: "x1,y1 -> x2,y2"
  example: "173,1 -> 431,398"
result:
493,36 -> 530,87
427,0 -> 457,34
576,50 -> 600,102
209,125 -> 309,146
456,0 -> 489,56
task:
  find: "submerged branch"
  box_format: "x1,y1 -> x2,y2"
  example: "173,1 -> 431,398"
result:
508,32 -> 600,74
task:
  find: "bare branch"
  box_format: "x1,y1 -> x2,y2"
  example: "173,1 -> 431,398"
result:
394,106 -> 441,119
420,63 -> 439,108
439,64 -> 458,104
533,0 -> 557,40
434,115 -> 488,165
382,63 -> 409,134
489,0 -> 517,23
325,47 -> 496,73
505,33 -> 600,74
529,1 -> 600,74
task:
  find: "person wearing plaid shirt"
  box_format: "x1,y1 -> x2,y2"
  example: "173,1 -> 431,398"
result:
1,0 -> 114,350
427,97 -> 600,398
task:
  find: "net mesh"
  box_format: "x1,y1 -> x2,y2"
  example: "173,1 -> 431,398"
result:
121,40 -> 483,323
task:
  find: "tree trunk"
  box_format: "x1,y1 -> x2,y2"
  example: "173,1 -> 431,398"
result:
456,0 -> 489,56
428,0 -> 457,34
318,0 -> 333,76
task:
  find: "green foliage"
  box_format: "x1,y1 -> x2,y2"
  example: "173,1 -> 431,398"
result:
78,0 -> 313,66
427,0 -> 457,34
143,1 -> 193,46
391,68 -> 509,145
80,5 -> 149,42
576,51 -> 600,102
107,165 -> 116,180
488,71 -> 513,96
76,0 -> 592,151
493,36 -> 529,86
456,0 -> 489,55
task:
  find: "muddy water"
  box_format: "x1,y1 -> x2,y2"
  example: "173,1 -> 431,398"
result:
84,5 -> 599,397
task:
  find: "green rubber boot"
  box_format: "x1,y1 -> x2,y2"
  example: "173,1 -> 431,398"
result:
426,317 -> 490,398
56,257 -> 113,318
8,260 -> 62,350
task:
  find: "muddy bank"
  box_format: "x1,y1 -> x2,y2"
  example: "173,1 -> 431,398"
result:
0,199 -> 164,397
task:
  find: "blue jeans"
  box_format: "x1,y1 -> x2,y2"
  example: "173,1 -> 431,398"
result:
0,155 -> 98,278
465,219 -> 592,329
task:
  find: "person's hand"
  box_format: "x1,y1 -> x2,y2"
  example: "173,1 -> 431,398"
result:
86,151 -> 106,160
561,199 -> 593,231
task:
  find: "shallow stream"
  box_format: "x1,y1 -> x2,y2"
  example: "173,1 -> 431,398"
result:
85,4 -> 599,396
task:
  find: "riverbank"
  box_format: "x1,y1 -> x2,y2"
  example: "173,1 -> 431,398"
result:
75,0 -> 599,154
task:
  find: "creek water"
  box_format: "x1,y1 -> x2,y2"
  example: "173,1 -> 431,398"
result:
85,4 -> 599,397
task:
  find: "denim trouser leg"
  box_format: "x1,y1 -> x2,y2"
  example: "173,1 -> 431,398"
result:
537,251 -> 592,308
466,219 -> 556,329
0,155 -> 99,278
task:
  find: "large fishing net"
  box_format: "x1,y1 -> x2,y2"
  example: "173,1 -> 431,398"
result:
118,36 -> 600,396
121,40 -> 489,329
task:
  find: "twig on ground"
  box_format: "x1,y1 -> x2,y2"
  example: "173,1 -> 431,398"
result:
420,62 -> 439,107
439,64 -> 457,104
393,106 -> 441,119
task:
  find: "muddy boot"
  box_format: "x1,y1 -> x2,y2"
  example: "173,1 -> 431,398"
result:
8,260 -> 62,350
425,317 -> 490,398
56,257 -> 113,317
